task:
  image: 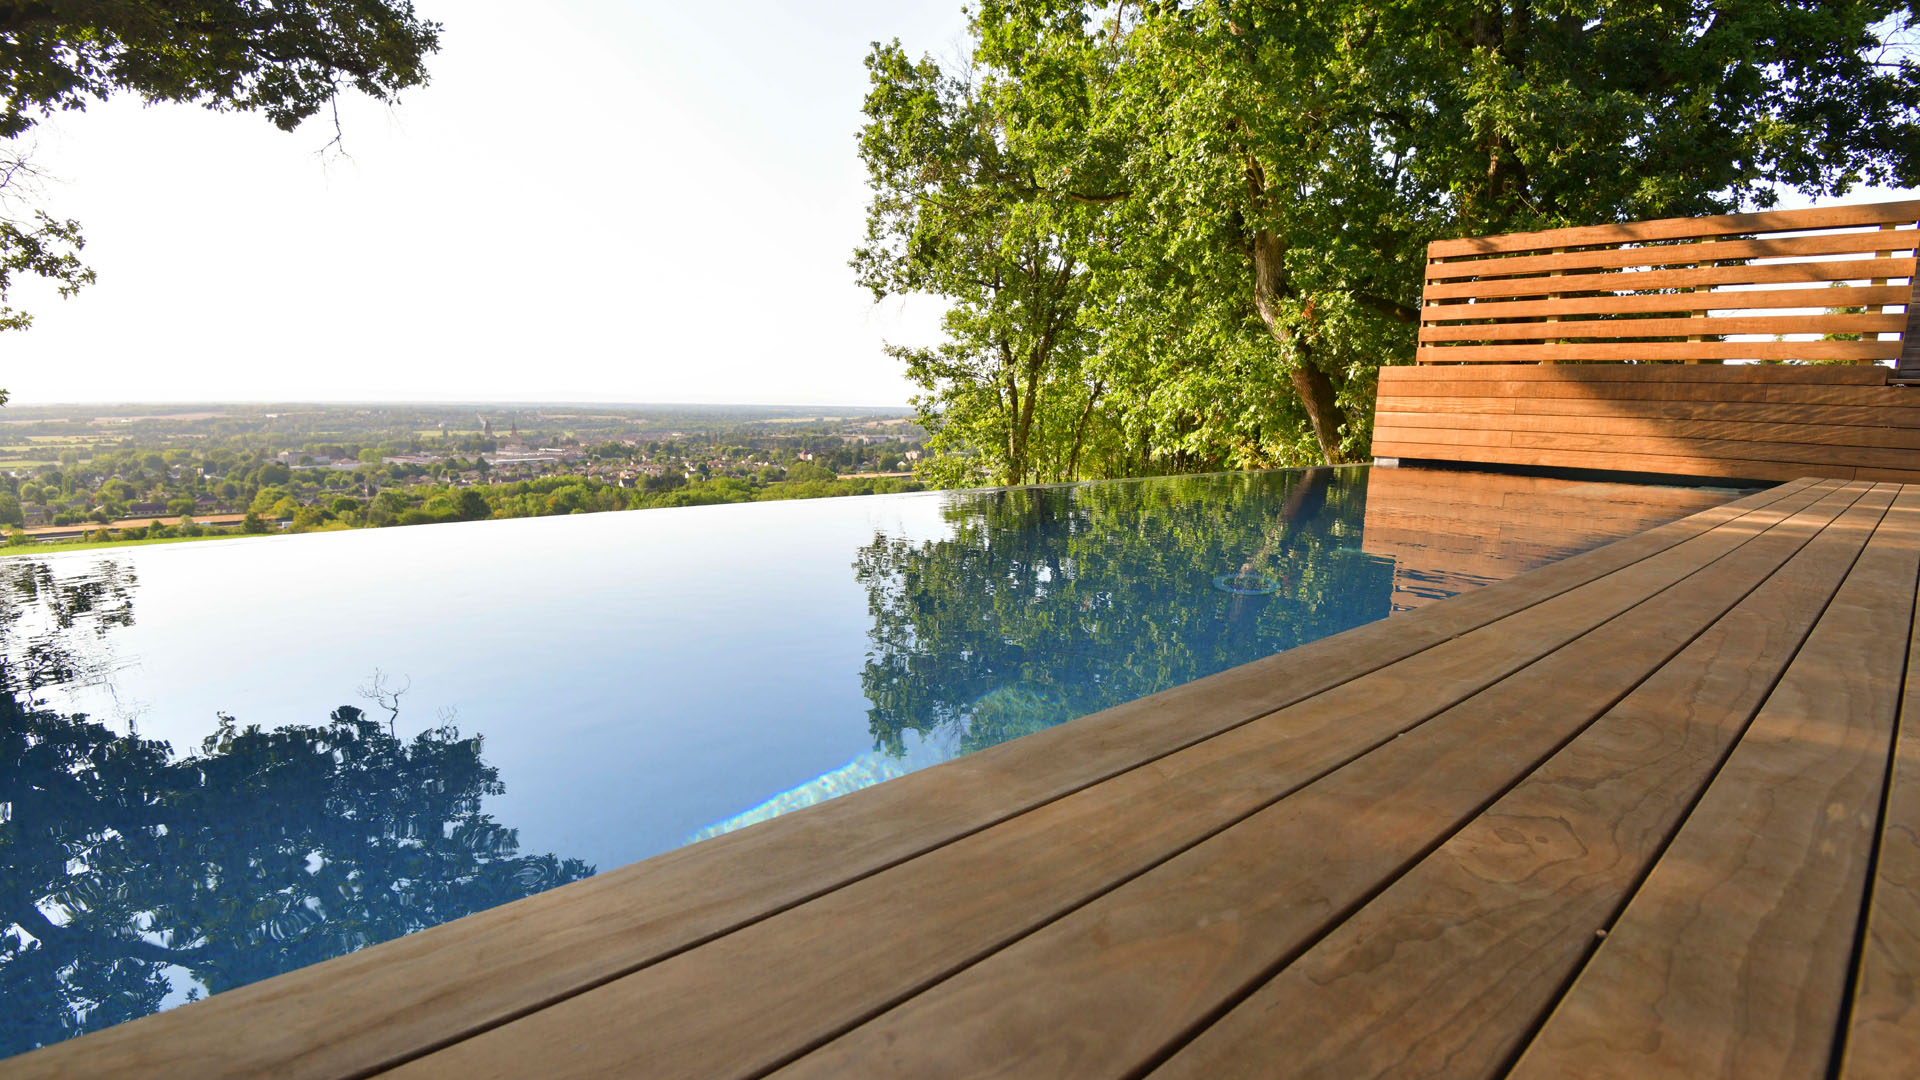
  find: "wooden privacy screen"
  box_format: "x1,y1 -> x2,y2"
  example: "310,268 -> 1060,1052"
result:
1375,198 -> 1920,482
1419,198 -> 1920,365
1371,363 -> 1920,483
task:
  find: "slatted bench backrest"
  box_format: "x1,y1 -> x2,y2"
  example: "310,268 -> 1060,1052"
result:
1418,200 -> 1920,372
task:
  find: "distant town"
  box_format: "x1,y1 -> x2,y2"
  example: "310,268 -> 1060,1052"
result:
0,403 -> 926,549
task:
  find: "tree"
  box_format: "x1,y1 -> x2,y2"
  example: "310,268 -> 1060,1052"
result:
454,488 -> 491,521
0,2 -> 442,338
854,468 -> 1389,756
0,559 -> 592,1054
0,699 -> 595,1054
874,1 -> 1920,470
855,20 -> 1121,487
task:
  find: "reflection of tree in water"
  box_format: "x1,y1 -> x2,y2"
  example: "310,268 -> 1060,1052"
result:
0,559 -> 595,1057
856,469 -> 1394,757
0,558 -> 137,700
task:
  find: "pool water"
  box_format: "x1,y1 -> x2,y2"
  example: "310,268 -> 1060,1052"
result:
0,465 -> 1748,1055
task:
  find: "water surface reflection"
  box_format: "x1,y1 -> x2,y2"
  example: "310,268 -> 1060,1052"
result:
0,566 -> 592,1056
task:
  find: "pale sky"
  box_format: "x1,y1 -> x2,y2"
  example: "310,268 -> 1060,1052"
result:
4,0 -> 971,407
2,4 -> 1913,408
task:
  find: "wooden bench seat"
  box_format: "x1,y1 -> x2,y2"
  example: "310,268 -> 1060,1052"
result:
1376,200 -> 1920,483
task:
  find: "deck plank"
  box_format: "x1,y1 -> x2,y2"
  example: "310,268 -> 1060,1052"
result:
747,485 -> 1872,1080
1509,486 -> 1920,1080
361,490 -> 1847,1078
1147,485 -> 1895,1080
1837,570 -> 1920,1078
0,481 -> 1813,1080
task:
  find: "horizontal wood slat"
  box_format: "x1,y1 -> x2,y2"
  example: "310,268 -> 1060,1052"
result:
1380,378 -> 1910,408
1377,410 -> 1920,451
1374,363 -> 1920,482
1426,229 -> 1919,282
1419,200 -> 1917,368
1383,425 -> 1920,472
1423,285 -> 1914,321
1419,312 -> 1906,344
1372,441 -> 1842,483
1429,200 -> 1920,258
1383,364 -> 1896,385
1417,341 -> 1902,363
1425,259 -> 1920,302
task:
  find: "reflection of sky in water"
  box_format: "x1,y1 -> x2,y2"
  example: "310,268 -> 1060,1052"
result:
32,492 -> 962,872
2,466 -> 1749,1056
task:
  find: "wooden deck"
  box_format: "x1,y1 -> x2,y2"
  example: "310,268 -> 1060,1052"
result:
7,476 -> 1920,1079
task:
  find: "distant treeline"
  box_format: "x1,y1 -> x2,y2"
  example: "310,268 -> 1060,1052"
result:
36,470 -> 927,547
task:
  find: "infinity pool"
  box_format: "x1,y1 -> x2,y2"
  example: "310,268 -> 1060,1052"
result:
0,465 -> 1748,1055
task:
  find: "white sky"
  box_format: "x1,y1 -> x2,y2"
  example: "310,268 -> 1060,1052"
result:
0,3 -> 1912,408
3,0 -> 973,408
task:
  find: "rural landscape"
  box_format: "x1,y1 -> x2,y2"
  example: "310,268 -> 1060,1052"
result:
2,2 -> 1918,1078
0,403 -> 924,549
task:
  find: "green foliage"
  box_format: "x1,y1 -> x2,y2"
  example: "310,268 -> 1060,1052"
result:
863,1 -> 1920,474
0,213 -> 92,334
856,19 -> 1119,487
0,1 -> 441,340
855,468 -> 1390,756
0,559 -> 590,1052
0,699 -> 592,1052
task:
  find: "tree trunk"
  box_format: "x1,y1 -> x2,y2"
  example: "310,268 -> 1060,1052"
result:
1066,379 -> 1105,479
1249,226 -> 1350,464
1000,339 -> 1026,486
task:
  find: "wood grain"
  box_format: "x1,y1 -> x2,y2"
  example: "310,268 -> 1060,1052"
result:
1378,375 -> 1910,406
1838,565 -> 1920,1079
762,486 -> 1868,1080
1372,364 -> 1920,484
1417,341 -> 1902,363
1901,272 -> 1920,379
1510,486 -> 1920,1080
1426,230 -> 1919,282
1381,364 -> 1896,385
1427,201 -> 1920,258
1423,259 -> 1920,302
1422,285 -> 1913,321
1373,441 -> 1828,483
1375,395 -> 1920,430
1420,312 -> 1906,344
1376,424 -> 1920,472
1150,486 -> 1894,1080
1376,412 -> 1920,451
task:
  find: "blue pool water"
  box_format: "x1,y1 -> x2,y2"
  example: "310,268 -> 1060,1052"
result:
0,465 -> 1748,1054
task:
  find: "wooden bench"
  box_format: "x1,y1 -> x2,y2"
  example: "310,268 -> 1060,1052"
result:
1373,199 -> 1920,482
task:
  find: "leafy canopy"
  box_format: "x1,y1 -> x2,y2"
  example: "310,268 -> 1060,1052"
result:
859,1 -> 1920,473
0,1 -> 442,339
